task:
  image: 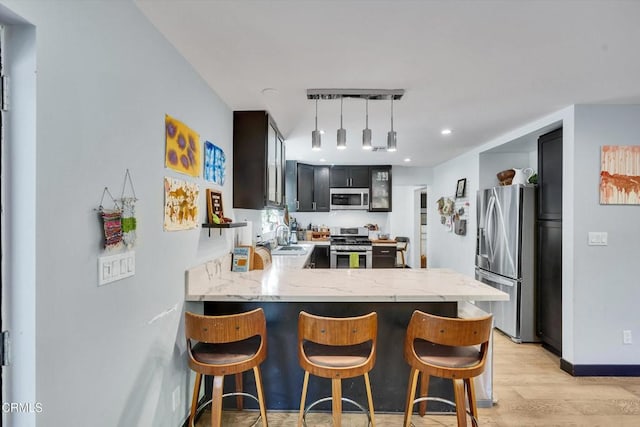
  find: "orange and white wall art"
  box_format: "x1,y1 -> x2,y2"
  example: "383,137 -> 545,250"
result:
165,114 -> 201,177
600,145 -> 640,205
164,177 -> 199,231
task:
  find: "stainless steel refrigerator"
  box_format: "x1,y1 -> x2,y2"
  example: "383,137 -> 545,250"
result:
475,185 -> 537,343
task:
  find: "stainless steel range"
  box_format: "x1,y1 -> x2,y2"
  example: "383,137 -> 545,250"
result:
329,227 -> 372,269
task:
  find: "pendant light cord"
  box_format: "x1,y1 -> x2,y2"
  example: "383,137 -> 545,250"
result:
390,98 -> 394,132
315,99 -> 318,130
340,97 -> 344,127
366,98 -> 369,128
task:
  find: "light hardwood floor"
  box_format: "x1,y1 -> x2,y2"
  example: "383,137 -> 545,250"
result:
195,331 -> 640,426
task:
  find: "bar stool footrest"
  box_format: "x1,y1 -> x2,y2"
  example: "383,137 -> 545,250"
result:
303,396 -> 372,427
411,396 -> 478,427
191,392 -> 262,427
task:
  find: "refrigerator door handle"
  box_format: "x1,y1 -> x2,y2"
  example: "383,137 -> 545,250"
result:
476,269 -> 516,287
486,195 -> 496,265
492,190 -> 517,275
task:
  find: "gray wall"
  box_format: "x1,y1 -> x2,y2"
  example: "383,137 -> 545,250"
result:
2,1 -> 233,425
572,105 -> 640,364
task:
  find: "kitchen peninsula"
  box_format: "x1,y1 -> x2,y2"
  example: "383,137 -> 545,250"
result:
185,243 -> 508,412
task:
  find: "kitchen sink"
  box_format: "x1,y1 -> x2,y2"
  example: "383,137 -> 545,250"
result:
271,245 -> 308,255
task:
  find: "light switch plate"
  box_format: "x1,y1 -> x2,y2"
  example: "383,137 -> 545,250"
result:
98,251 -> 135,286
588,232 -> 608,246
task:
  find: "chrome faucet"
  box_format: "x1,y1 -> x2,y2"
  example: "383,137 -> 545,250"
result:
275,224 -> 290,247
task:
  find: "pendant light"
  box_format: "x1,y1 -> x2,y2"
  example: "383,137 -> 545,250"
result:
387,97 -> 397,152
362,98 -> 372,150
337,97 -> 347,150
312,99 -> 321,151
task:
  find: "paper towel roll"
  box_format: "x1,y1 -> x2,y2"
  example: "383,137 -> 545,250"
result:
238,221 -> 254,246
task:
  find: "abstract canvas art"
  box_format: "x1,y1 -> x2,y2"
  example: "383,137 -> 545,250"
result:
164,177 -> 199,231
204,141 -> 226,185
165,114 -> 201,177
600,145 -> 640,205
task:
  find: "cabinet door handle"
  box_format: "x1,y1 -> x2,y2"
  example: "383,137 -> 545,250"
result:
379,250 -> 390,254
296,200 -> 299,210
312,202 -> 316,211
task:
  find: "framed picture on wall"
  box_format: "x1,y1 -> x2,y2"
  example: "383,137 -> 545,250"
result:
455,178 -> 467,198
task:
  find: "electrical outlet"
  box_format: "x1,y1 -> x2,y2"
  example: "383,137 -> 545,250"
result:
172,386 -> 180,411
623,330 -> 632,345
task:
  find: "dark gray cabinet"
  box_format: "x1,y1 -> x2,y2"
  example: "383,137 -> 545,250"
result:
233,111 -> 285,209
538,128 -> 563,221
310,245 -> 330,269
370,166 -> 392,212
372,245 -> 396,268
292,163 -> 330,212
536,127 -> 563,355
330,166 -> 370,188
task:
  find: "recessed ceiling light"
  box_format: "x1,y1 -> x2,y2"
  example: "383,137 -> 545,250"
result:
261,88 -> 278,95
319,158 -> 326,162
404,158 -> 411,162
441,128 -> 452,135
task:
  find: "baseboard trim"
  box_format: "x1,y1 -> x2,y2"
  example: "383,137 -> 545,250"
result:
561,359 -> 640,376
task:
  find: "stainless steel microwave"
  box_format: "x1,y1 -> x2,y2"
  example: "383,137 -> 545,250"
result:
329,188 -> 369,210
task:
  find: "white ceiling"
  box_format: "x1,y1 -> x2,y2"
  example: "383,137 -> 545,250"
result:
135,0 -> 640,167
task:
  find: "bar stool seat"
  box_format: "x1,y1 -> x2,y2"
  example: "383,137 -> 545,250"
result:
185,309 -> 268,427
297,311 -> 377,427
403,310 -> 492,427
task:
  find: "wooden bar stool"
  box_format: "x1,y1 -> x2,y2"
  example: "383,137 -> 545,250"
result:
403,310 -> 492,427
297,311 -> 377,427
395,237 -> 409,268
185,309 -> 268,427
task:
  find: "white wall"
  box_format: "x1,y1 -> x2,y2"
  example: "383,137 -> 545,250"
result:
2,9 -> 37,427
428,151 -> 478,276
571,105 -> 640,364
2,1 -> 233,425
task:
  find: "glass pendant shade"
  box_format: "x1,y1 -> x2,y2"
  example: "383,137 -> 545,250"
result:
312,130 -> 322,150
387,98 -> 397,151
337,97 -> 346,149
362,128 -> 372,149
362,98 -> 372,150
311,99 -> 321,151
387,130 -> 397,151
337,128 -> 347,149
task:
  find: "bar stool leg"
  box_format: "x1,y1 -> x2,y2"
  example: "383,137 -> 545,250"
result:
235,373 -> 244,410
211,375 -> 225,427
453,379 -> 468,427
418,373 -> 429,417
332,378 -> 342,426
364,372 -> 376,427
465,378 -> 478,421
189,373 -> 202,426
253,366 -> 269,427
297,371 -> 310,427
403,368 -> 419,427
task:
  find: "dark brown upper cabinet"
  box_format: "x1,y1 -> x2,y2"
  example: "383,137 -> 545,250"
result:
330,166 -> 370,188
233,111 -> 285,209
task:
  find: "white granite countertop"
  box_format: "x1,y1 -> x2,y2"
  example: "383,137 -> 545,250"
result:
186,243 -> 509,303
